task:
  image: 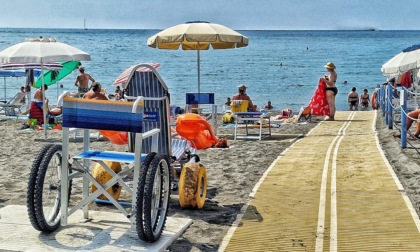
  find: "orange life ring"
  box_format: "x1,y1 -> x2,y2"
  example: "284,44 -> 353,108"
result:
372,92 -> 377,110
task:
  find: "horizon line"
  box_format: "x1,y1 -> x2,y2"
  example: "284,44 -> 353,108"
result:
0,27 -> 419,32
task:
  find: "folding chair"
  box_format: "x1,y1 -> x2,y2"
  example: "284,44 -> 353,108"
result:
297,105 -> 311,122
231,100 -> 271,140
230,100 -> 249,113
0,92 -> 25,116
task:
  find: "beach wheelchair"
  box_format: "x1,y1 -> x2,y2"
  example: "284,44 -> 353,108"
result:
26,96 -> 172,242
25,63 -> 216,242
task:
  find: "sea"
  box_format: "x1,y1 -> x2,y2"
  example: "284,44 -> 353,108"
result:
1,28 -> 420,112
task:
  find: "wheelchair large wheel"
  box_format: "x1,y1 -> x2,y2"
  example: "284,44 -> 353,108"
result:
32,144 -> 71,232
27,143 -> 53,231
135,152 -> 156,241
138,154 -> 171,242
178,163 -> 207,209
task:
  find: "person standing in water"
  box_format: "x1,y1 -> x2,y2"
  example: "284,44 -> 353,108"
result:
360,88 -> 370,111
347,87 -> 359,111
321,62 -> 338,121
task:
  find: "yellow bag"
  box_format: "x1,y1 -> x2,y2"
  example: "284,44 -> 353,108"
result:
222,112 -> 234,123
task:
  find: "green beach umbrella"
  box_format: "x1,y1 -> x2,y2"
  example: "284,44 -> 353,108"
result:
35,60 -> 80,87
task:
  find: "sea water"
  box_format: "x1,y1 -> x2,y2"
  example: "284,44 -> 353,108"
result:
1,28 -> 420,112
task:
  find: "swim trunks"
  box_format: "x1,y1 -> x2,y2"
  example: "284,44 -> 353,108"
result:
78,87 -> 89,93
326,86 -> 338,96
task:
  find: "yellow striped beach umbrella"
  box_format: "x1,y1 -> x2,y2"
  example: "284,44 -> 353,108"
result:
147,21 -> 248,93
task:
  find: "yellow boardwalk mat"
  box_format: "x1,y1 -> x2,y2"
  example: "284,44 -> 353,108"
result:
220,111 -> 420,251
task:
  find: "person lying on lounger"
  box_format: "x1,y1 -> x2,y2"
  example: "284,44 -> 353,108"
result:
393,109 -> 420,140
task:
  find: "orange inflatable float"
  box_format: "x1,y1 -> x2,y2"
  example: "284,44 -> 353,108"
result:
176,113 -> 218,150
99,130 -> 128,145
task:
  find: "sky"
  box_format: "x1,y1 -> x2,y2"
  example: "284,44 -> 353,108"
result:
1,0 -> 418,30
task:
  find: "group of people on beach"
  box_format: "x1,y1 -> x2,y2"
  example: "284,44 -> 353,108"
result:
347,87 -> 371,111
74,66 -> 122,100
19,65 -> 122,124
224,62 -> 340,121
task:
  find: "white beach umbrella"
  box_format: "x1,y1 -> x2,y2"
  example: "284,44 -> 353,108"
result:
147,21 -> 248,93
381,44 -> 420,77
0,37 -> 91,137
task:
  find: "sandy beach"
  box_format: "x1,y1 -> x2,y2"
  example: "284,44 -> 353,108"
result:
0,113 -> 420,251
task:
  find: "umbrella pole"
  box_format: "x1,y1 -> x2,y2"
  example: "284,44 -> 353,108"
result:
197,49 -> 200,94
41,61 -> 47,138
3,77 -> 6,102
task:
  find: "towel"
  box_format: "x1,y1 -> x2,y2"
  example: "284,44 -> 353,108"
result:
231,100 -> 243,106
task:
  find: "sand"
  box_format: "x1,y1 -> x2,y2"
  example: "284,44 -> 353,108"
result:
0,114 -> 419,252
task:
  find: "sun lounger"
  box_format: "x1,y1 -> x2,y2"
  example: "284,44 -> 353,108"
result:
0,92 -> 25,116
297,105 -> 311,122
230,100 -> 271,140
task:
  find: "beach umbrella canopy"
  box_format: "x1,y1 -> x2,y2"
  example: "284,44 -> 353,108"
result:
112,63 -> 160,88
381,44 -> 420,77
0,37 -> 91,138
35,61 -> 80,87
0,37 -> 91,64
147,21 -> 248,93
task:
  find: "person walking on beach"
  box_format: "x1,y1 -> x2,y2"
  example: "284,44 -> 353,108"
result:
347,87 -> 359,111
360,89 -> 370,111
321,62 -> 338,121
75,66 -> 95,94
83,82 -> 108,100
232,84 -> 257,112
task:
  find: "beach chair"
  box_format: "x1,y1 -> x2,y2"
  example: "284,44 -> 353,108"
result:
0,92 -> 25,116
27,101 -> 58,126
297,105 -> 311,122
230,100 -> 248,113
121,63 -> 206,208
230,100 -> 271,140
26,96 -> 171,243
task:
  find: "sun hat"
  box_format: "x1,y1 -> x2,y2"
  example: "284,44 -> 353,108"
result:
324,62 -> 336,69
238,84 -> 247,91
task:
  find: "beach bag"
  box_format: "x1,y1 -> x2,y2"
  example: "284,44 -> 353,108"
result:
222,112 -> 234,123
